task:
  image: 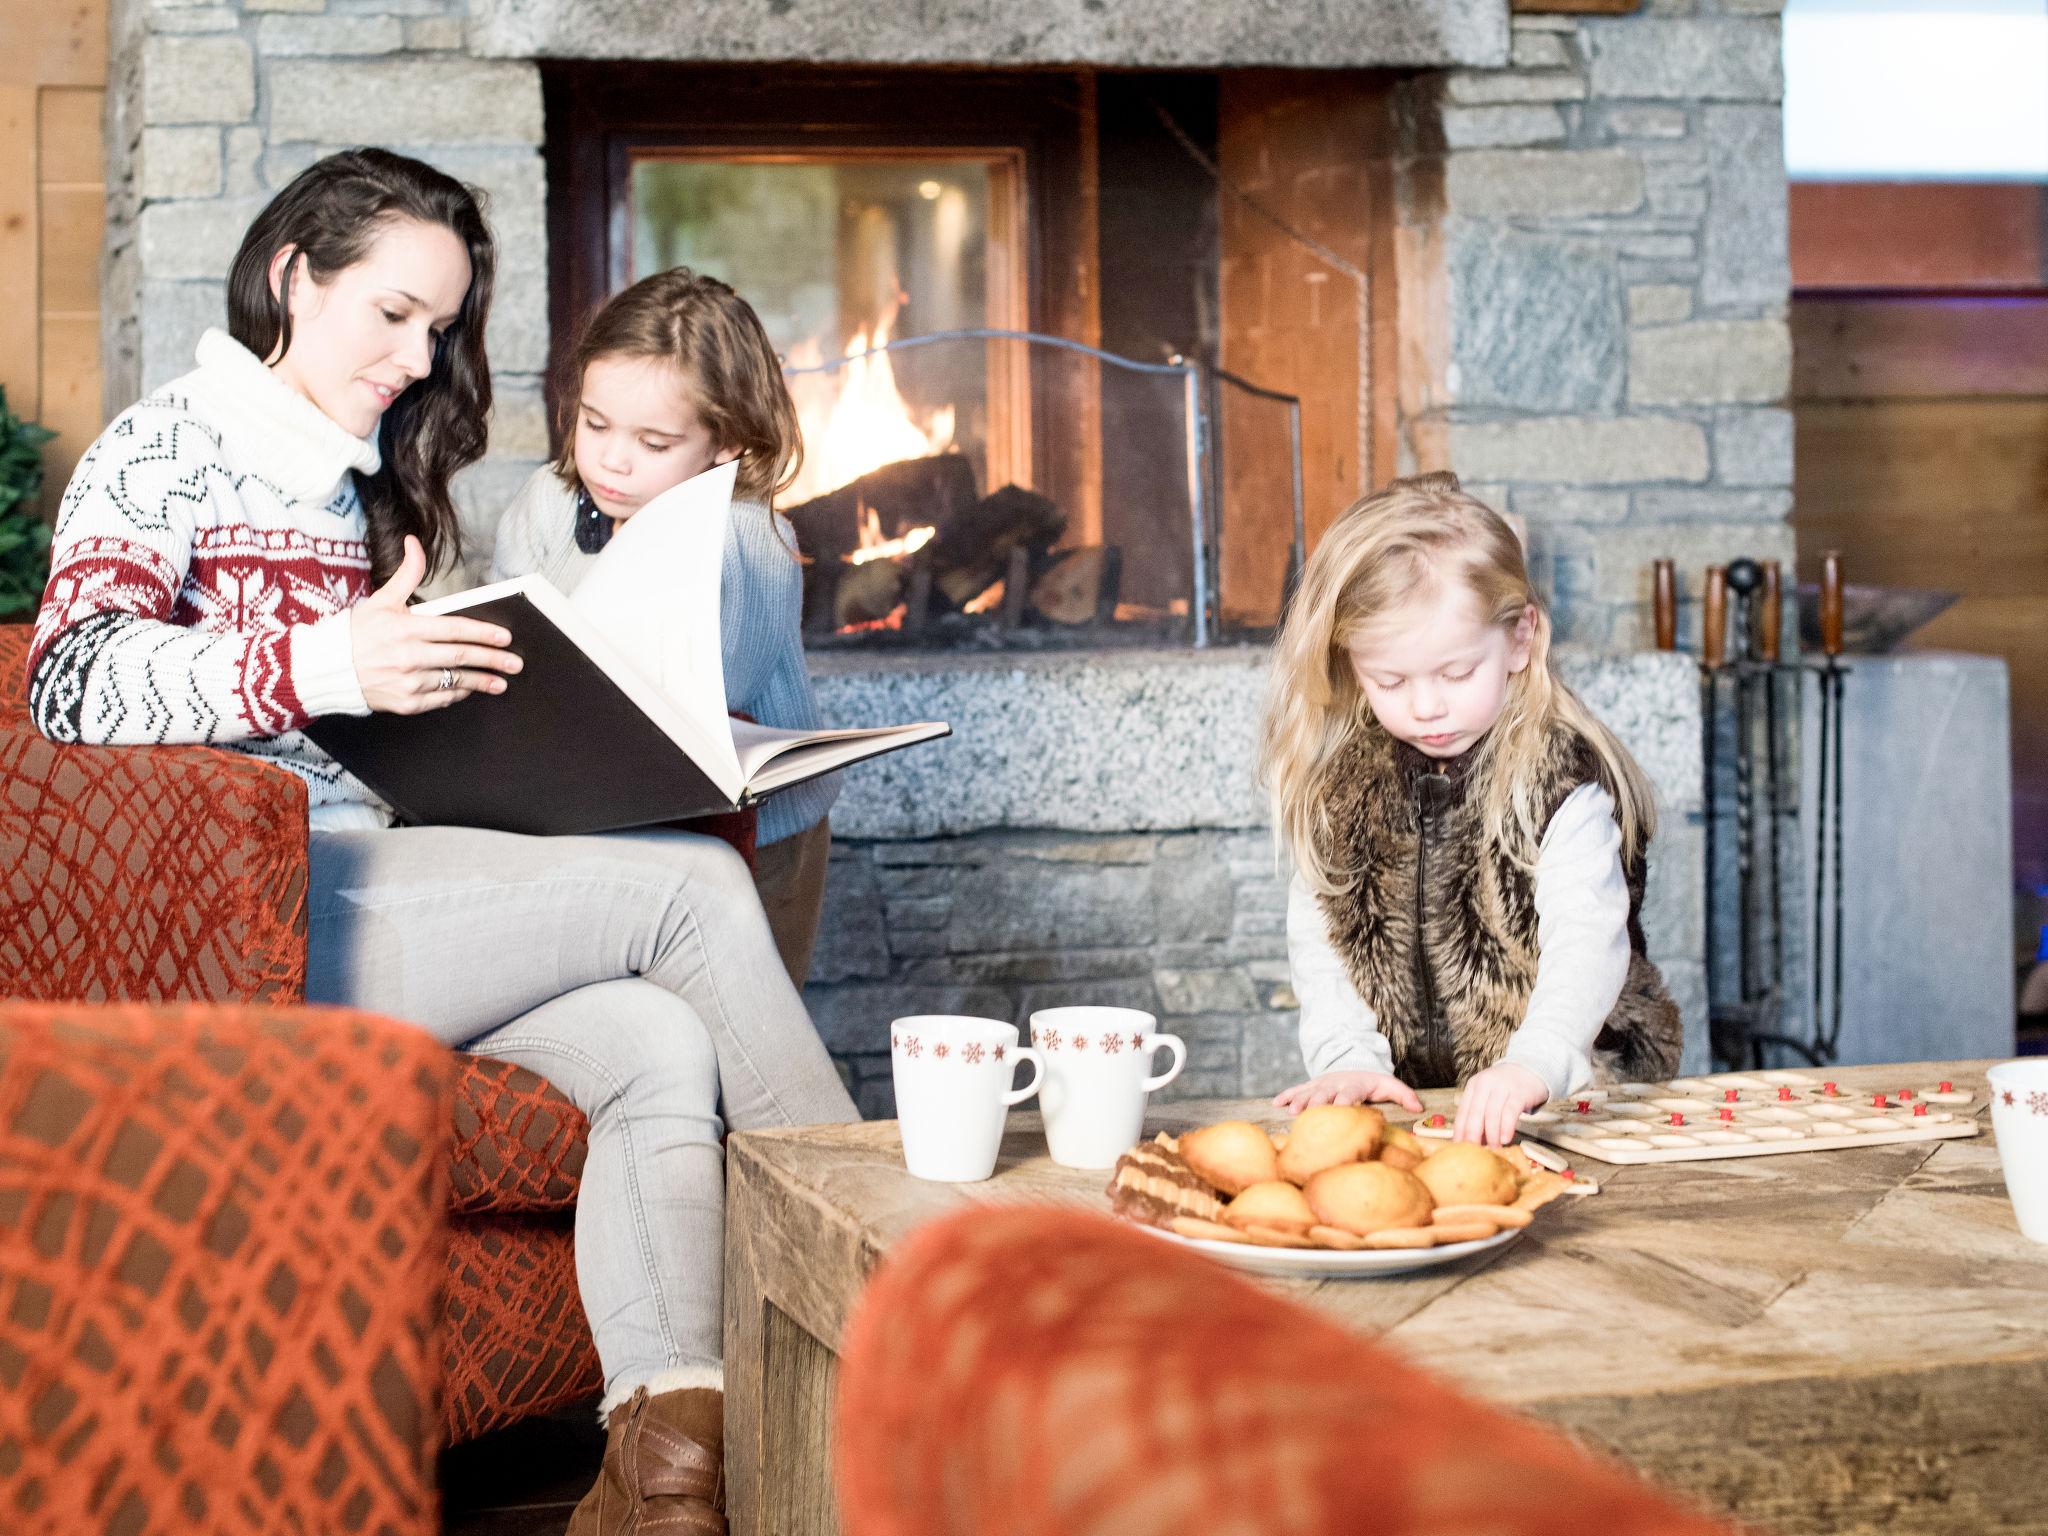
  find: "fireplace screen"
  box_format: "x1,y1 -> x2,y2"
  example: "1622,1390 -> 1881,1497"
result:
615,130 -> 1302,650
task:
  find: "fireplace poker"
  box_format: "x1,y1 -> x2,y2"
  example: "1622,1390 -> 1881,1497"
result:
1815,551 -> 1847,1062
1700,563 -> 1725,1056
1757,559 -> 1787,1003
1724,558 -> 1763,1017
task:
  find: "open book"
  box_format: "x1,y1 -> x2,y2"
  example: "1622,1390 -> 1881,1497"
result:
307,460 -> 949,837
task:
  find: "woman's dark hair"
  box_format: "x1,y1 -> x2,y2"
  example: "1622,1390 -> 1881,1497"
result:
226,147 -> 496,582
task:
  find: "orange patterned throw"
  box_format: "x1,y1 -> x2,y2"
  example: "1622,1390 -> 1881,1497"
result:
833,1205 -> 1739,1536
0,1002 -> 449,1535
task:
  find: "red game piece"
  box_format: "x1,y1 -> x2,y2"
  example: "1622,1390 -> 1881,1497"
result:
1561,1169 -> 1576,1181
1428,1113 -> 1446,1128
1576,1100 -> 1591,1114
1822,1082 -> 1839,1096
1719,1108 -> 1735,1122
1899,1088 -> 1914,1100
1872,1094 -> 1888,1108
1669,1113 -> 1686,1126
1939,1081 -> 1954,1093
1778,1086 -> 1795,1101
1725,1089 -> 1739,1102
1913,1104 -> 1928,1117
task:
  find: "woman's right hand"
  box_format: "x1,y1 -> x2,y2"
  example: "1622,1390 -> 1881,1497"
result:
1272,1071 -> 1424,1116
349,535 -> 522,714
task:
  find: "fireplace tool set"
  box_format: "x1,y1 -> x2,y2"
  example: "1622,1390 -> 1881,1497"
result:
1657,552 -> 1849,1070
781,327 -> 1305,647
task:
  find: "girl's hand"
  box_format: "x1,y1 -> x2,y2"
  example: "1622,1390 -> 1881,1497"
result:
1453,1062 -> 1550,1147
1273,1071 -> 1423,1116
349,536 -> 523,714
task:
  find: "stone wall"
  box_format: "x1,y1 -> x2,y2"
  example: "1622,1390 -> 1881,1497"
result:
102,0 -> 553,570
1405,0 -> 1793,649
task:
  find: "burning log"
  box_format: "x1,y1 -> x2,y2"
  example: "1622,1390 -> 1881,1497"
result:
1029,546 -> 1122,627
926,485 -> 1065,608
785,454 -> 979,564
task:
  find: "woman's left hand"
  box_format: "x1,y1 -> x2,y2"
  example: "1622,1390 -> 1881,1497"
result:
1452,1062 -> 1550,1148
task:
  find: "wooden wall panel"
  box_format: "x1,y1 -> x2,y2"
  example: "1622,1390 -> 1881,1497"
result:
1791,288 -> 2048,890
0,1 -> 108,515
1790,183 -> 2048,291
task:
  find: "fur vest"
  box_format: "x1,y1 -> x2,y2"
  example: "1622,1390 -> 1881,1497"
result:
1315,723 -> 1682,1090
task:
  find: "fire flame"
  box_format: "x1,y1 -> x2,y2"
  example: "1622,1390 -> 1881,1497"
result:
963,580 -> 1005,615
785,302 -> 957,505
846,504 -> 936,566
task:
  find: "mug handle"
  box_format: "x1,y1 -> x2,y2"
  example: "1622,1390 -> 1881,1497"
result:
1003,1046 -> 1046,1106
1140,1033 -> 1187,1093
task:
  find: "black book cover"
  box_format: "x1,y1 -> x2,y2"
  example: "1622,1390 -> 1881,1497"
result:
307,592 -> 738,837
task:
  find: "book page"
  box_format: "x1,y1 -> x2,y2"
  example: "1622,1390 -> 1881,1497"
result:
568,459 -> 740,785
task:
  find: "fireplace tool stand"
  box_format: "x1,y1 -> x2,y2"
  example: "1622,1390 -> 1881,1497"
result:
784,328 -> 1304,646
1660,552 -> 1849,1070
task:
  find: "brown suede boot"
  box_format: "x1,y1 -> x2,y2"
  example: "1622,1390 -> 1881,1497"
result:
566,1386 -> 726,1536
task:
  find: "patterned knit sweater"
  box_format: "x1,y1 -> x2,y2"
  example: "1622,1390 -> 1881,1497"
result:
27,329 -> 389,830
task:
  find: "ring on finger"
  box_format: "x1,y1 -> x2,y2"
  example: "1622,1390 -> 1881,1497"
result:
437,667 -> 456,692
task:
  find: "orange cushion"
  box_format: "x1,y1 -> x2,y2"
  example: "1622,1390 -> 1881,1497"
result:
834,1207 -> 1739,1536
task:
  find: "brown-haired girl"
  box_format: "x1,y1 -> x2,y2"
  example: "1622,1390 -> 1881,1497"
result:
1260,472 -> 1683,1147
491,267 -> 834,985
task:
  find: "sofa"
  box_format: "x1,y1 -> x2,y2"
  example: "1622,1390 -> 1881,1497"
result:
0,622 -> 755,1448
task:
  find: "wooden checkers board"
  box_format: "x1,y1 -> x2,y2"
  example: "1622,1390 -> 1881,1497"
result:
1511,1070 -> 1982,1165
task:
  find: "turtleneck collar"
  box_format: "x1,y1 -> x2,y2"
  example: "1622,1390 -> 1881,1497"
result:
180,328 -> 383,503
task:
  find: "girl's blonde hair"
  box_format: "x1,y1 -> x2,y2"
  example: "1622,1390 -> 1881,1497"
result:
554,267 -> 804,512
1260,472 -> 1655,895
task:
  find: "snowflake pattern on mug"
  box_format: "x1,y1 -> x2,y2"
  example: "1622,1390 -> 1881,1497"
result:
1099,1033 -> 1123,1054
993,1045 -> 1006,1062
2005,1090 -> 2017,1108
963,1042 -> 985,1065
933,1042 -> 950,1060
1072,1034 -> 1089,1052
903,1037 -> 922,1058
1040,1029 -> 1062,1051
1129,1032 -> 1146,1052
2030,1090 -> 2048,1117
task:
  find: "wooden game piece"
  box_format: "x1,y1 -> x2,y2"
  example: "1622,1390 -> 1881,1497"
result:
1415,1114 -> 1452,1140
1921,1084 -> 1973,1104
1822,1082 -> 1840,1097
1519,1141 -> 1570,1173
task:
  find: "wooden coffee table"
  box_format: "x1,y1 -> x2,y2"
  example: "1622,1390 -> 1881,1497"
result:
722,1059 -> 2048,1536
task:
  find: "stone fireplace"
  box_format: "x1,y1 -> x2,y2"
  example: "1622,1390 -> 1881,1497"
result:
104,0 -> 1793,1106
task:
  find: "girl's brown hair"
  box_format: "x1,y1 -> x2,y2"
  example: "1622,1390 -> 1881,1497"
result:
553,268 -> 803,511
1259,472 -> 1656,894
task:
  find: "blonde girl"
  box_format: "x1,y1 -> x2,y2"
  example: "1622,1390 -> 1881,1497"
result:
1262,472 -> 1682,1146
491,267 -> 835,986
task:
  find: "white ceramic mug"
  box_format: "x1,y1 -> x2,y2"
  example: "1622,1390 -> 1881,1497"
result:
1988,1060 -> 2048,1243
890,1015 -> 1045,1182
1029,1005 -> 1187,1169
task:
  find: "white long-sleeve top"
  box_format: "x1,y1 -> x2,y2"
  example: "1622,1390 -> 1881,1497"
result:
1289,781 -> 1632,1101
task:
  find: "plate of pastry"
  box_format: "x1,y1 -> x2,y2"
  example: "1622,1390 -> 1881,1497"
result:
1106,1106 -> 1591,1278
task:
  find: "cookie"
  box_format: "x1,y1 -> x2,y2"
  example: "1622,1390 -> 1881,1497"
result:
1412,1142 -> 1518,1207
1106,1139 -> 1228,1229
1377,1124 -> 1425,1172
1179,1120 -> 1281,1196
1223,1179 -> 1318,1235
1303,1161 -> 1434,1237
1276,1104 -> 1385,1183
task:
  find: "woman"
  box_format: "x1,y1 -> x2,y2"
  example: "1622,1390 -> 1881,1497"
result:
28,147 -> 853,1536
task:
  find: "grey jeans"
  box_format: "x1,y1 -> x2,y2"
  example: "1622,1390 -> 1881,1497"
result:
306,824 -> 858,1403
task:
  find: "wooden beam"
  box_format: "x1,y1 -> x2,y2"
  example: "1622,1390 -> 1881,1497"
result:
0,87 -> 41,425
1511,0 -> 1642,13
0,0 -> 107,91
